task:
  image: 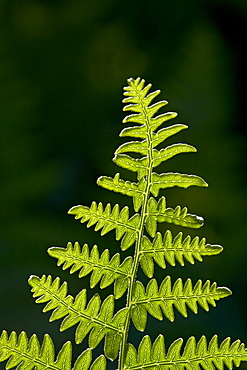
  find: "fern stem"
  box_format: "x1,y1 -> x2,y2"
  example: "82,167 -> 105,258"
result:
118,80 -> 154,370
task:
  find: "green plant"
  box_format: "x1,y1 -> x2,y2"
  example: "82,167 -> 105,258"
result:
0,77 -> 246,370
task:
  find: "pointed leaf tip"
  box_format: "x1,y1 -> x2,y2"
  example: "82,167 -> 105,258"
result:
217,286 -> 232,298
127,77 -> 136,84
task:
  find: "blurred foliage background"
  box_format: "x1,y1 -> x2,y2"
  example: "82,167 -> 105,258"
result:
1,0 -> 247,368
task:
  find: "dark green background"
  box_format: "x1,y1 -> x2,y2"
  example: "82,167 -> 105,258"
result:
1,0 -> 247,368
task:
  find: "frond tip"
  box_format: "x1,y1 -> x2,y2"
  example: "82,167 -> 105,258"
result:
124,334 -> 247,370
0,330 -> 106,370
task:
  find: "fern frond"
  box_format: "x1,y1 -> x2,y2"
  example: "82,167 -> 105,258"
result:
48,242 -> 132,299
97,173 -> 146,212
124,334 -> 247,370
131,277 -> 231,330
10,76 -> 243,370
139,231 -> 223,277
68,202 -> 140,250
28,275 -> 128,360
0,330 -> 106,370
145,196 -> 204,237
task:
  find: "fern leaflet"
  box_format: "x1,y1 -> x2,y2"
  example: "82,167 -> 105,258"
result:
68,202 -> 140,250
131,277 -> 231,330
28,275 -> 128,360
145,196 -> 204,238
97,173 -> 146,212
0,331 -> 106,370
124,334 -> 247,370
150,172 -> 208,196
48,242 -> 132,298
140,230 -> 223,277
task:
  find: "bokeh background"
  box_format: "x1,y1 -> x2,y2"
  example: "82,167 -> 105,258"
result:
1,0 -> 247,368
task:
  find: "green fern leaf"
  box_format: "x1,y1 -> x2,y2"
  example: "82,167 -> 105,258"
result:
124,334 -> 247,370
152,143 -> 197,168
0,331 -> 106,370
131,277 -> 231,330
150,172 -> 208,197
119,124 -> 148,139
68,202 -> 140,250
0,330 -> 71,370
97,173 -> 146,212
151,123 -> 188,146
139,230 -> 223,277
48,242 -> 132,299
113,154 -> 149,180
145,196 -> 204,237
115,140 -> 148,155
28,275 -> 128,360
